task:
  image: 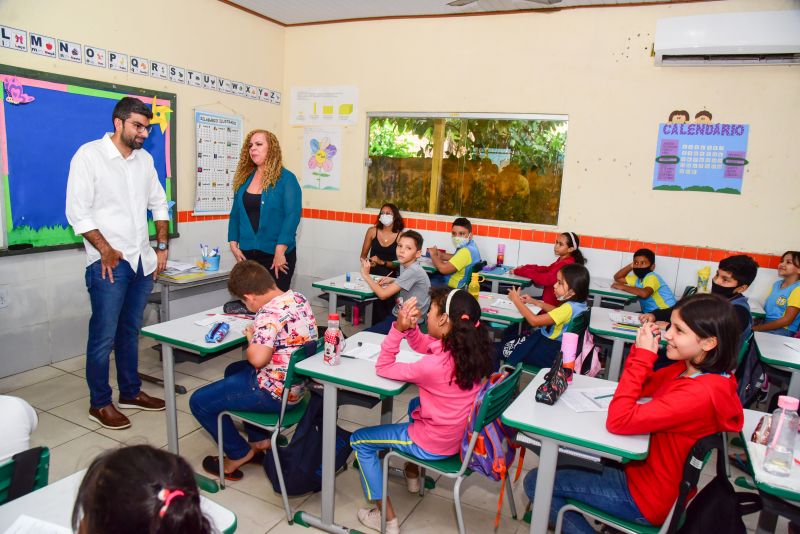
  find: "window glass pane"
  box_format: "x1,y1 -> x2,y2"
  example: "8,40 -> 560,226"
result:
366,115 -> 567,225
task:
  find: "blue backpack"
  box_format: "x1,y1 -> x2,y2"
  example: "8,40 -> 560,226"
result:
460,370 -> 520,527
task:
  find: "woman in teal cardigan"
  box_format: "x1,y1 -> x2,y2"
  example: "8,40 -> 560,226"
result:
228,130 -> 301,291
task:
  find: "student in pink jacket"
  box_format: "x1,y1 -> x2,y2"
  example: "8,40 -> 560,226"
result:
350,288 -> 494,534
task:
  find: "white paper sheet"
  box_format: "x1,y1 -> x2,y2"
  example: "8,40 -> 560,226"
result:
342,342 -> 381,361
3,515 -> 71,534
560,387 -> 617,413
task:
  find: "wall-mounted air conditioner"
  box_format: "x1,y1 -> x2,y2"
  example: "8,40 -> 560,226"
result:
654,10 -> 800,66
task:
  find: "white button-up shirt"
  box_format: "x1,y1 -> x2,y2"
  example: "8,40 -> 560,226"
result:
65,133 -> 169,275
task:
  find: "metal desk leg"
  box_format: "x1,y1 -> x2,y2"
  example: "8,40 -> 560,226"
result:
592,294 -> 601,307
788,371 -> 800,398
380,398 -> 394,425
295,382 -> 351,533
328,293 -> 338,316
365,301 -> 373,327
143,283 -> 186,395
529,438 -> 559,534
161,343 -> 179,454
491,280 -> 500,293
607,339 -> 625,382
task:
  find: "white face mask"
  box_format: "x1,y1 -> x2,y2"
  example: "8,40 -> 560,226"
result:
379,214 -> 394,226
452,236 -> 468,249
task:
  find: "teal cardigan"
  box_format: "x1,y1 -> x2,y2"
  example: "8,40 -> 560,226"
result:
227,168 -> 302,254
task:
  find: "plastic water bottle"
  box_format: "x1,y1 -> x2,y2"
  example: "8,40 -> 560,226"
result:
497,244 -> 505,266
764,395 -> 800,476
560,332 -> 579,383
468,273 -> 481,300
323,313 -> 343,366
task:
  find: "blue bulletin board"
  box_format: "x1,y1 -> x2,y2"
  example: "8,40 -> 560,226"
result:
0,64 -> 178,254
653,122 -> 749,194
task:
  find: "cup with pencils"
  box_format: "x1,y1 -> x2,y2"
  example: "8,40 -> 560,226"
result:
198,244 -> 220,271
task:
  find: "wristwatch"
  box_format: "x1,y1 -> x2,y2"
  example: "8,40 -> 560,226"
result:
156,242 -> 168,251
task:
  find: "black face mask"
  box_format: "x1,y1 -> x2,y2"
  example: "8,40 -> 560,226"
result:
632,267 -> 651,280
711,281 -> 738,299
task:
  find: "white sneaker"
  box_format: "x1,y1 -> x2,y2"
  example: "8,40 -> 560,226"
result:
357,507 -> 400,534
405,474 -> 420,493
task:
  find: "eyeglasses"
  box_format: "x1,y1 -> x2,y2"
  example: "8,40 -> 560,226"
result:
125,120 -> 153,134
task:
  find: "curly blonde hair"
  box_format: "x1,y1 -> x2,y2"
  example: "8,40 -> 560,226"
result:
232,129 -> 283,192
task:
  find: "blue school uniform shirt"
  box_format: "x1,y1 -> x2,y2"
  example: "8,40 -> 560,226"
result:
542,301 -> 588,341
764,280 -> 800,336
625,272 -> 677,313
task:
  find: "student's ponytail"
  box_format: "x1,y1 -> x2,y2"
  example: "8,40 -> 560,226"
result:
563,232 -> 586,265
430,287 -> 493,389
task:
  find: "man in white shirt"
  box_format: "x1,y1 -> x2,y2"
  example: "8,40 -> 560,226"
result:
66,97 -> 170,430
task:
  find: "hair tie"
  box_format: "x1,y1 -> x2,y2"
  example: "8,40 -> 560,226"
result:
157,488 -> 185,518
474,320 -> 480,328
460,313 -> 469,320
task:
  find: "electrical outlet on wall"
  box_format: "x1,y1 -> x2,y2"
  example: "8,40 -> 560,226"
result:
0,287 -> 8,309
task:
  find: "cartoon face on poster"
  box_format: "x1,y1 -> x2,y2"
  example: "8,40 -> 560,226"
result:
653,109 -> 749,194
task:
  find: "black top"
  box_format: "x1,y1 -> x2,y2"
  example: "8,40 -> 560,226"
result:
370,231 -> 399,277
243,191 -> 261,234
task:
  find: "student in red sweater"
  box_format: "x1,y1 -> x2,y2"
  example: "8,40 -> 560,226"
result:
523,293 -> 743,533
513,232 -> 586,307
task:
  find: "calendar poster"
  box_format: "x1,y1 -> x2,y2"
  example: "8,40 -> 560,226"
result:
653,116 -> 749,195
194,110 -> 243,215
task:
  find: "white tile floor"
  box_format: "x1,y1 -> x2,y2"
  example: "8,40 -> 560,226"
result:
2,304 -> 785,533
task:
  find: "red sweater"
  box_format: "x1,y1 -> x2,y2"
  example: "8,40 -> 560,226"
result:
606,347 -> 743,525
513,256 -> 575,307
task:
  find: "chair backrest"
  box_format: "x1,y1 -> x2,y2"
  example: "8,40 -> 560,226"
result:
284,338 -> 324,392
566,310 -> 590,336
0,446 -> 50,504
472,364 -> 523,432
661,433 -> 724,533
736,333 -> 753,369
459,260 -> 488,289
682,286 -> 698,299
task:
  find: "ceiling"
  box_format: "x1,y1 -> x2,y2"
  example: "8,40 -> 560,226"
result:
222,0 -> 694,26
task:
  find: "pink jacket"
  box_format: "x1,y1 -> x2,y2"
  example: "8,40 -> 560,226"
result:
375,325 -> 482,455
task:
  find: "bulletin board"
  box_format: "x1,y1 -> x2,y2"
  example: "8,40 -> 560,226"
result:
0,64 -> 178,254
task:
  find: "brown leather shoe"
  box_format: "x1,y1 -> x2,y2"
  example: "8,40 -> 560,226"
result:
89,404 -> 131,430
118,391 -> 166,411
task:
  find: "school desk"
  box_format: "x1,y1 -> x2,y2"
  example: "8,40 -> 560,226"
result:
742,409 -> 800,534
501,369 -> 650,534
157,257 -> 235,321
588,277 -> 637,308
293,331 -> 420,534
755,332 -> 800,398
477,291 -> 541,335
418,257 -> 533,293
312,273 -> 382,324
749,299 -> 766,319
588,309 -> 668,382
140,306 -> 249,454
0,469 -> 237,533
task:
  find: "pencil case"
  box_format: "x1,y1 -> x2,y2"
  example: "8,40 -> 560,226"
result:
205,321 -> 230,343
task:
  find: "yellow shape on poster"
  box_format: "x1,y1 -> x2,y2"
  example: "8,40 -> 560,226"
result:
339,103 -> 353,115
322,105 -> 334,115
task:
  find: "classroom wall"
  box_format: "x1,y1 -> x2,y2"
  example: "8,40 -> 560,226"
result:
0,0 -> 284,376
280,0 -> 800,256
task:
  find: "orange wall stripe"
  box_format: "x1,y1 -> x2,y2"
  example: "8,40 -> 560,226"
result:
178,209 -> 781,268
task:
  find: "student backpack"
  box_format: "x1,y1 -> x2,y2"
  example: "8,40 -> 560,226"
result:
263,389 -> 352,496
678,470 -> 761,533
735,341 -> 768,408
460,369 -> 519,528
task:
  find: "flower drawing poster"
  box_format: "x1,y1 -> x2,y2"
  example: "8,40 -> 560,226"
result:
302,127 -> 342,190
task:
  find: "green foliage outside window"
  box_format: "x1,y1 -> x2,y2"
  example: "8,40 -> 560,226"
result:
365,114 -> 568,225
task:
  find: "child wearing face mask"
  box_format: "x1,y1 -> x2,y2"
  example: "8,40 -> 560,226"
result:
513,231 -> 586,307
612,248 -> 676,313
360,204 -> 405,322
500,264 -> 590,368
428,217 -> 482,289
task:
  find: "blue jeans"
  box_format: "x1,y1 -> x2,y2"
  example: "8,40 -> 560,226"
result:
85,259 -> 153,409
350,398 -> 447,501
189,360 -> 282,460
523,465 -> 650,534
366,314 -> 395,334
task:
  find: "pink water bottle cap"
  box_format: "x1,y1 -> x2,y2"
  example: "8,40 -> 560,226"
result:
328,313 -> 339,321
498,244 -> 505,252
777,395 -> 799,411
561,332 -> 579,363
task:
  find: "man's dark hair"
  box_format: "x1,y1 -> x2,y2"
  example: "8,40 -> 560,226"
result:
452,217 -> 472,233
633,248 -> 656,265
399,230 -> 424,251
112,96 -> 153,127
228,260 -> 276,297
719,255 -> 758,288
